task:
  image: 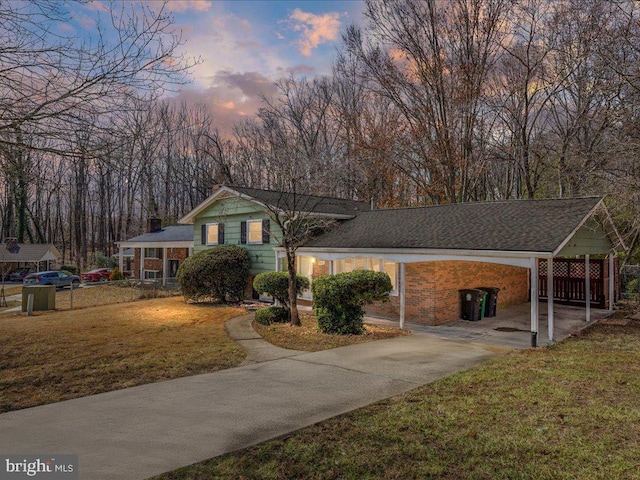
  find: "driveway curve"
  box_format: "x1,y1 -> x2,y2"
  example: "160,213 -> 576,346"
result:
0,313 -> 505,480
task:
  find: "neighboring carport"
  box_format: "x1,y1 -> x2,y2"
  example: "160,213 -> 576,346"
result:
294,197 -> 626,347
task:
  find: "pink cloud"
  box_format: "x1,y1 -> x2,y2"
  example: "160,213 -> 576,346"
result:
164,1 -> 212,13
288,8 -> 344,56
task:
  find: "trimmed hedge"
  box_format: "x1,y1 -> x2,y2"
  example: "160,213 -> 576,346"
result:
312,270 -> 392,335
254,306 -> 290,325
176,246 -> 251,303
253,271 -> 310,307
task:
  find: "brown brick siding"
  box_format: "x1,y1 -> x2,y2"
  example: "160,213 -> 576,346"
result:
366,261 -> 529,326
132,248 -> 190,280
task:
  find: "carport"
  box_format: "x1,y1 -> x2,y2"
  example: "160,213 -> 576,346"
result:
294,197 -> 626,347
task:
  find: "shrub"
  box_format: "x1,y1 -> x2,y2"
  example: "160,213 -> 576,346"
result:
254,306 -> 290,325
253,271 -> 310,307
61,264 -> 79,274
312,270 -> 392,335
176,246 -> 251,303
93,251 -> 117,268
109,266 -> 124,281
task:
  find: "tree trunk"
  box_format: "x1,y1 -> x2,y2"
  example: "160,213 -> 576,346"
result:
286,249 -> 301,326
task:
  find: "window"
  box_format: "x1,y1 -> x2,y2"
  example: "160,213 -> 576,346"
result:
144,248 -> 161,259
144,270 -> 159,280
334,257 -> 397,294
247,219 -> 263,244
202,222 -> 224,245
241,219 -> 269,244
296,256 -> 316,299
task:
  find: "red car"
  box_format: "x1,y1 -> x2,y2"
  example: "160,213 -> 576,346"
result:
81,268 -> 113,282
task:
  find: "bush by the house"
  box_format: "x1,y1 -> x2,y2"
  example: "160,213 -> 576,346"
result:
253,271 -> 310,307
109,266 -> 124,281
312,270 -> 393,335
177,246 -> 251,303
93,251 -> 117,269
254,306 -> 290,325
61,265 -> 79,274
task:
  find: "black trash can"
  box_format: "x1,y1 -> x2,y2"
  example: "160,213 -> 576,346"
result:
459,289 -> 485,321
476,287 -> 500,317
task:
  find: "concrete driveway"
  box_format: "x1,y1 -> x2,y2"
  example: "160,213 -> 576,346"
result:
0,319 -> 504,480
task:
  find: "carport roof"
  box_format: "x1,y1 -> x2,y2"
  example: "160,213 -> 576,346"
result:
303,197 -> 619,254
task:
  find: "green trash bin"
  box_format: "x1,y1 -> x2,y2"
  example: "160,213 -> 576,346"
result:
22,285 -> 56,312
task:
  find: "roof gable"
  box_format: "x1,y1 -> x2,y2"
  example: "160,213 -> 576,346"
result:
304,197 -> 620,255
179,185 -> 370,224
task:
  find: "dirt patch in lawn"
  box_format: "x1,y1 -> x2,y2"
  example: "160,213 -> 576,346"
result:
0,297 -> 246,413
253,312 -> 409,352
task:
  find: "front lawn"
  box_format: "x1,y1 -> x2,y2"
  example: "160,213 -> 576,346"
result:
253,312 -> 409,351
156,320 -> 640,480
0,297 -> 246,413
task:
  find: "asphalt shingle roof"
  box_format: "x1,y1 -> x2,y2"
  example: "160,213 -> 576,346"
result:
304,197 -> 603,253
229,186 -> 370,217
0,243 -> 60,262
124,225 -> 193,243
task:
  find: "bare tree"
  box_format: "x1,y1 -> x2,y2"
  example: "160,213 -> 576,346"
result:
0,0 -> 195,157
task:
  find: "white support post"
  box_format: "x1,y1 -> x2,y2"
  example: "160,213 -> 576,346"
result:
162,247 -> 168,286
530,257 -> 539,347
547,257 -> 554,343
585,254 -> 591,322
188,247 -> 193,257
118,246 -> 124,276
609,253 -> 615,311
139,248 -> 145,280
399,263 -> 406,330
275,252 -> 280,272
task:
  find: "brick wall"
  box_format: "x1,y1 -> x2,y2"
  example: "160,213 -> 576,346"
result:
366,260 -> 529,326
132,247 -> 190,279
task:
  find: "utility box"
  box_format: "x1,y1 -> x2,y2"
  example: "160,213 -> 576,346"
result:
22,285 -> 56,312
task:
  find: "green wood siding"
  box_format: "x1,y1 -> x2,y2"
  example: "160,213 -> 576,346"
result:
193,197 -> 282,275
558,218 -> 613,256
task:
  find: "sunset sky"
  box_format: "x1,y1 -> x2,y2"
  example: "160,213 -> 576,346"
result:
67,0 -> 366,134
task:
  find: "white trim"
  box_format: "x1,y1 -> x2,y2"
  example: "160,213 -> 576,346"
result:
399,263 -> 406,329
291,248 -> 534,268
547,257 -> 554,342
162,247 -> 168,287
139,248 -> 145,280
609,253 -> 615,311
585,254 -> 591,322
530,257 -> 539,347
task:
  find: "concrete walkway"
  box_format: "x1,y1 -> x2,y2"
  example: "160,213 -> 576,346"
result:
0,314 -> 504,480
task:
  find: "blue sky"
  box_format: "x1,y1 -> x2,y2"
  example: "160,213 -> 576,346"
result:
65,0 -> 365,133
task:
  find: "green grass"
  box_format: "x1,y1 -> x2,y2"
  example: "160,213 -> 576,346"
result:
154,321 -> 640,480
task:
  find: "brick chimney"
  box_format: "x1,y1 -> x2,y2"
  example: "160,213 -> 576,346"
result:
147,218 -> 162,233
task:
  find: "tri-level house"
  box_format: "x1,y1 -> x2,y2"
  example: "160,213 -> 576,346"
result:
180,187 -> 625,347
